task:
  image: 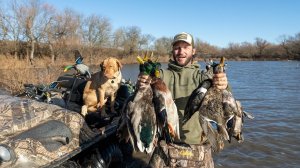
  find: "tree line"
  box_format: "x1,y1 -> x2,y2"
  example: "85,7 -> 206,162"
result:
0,0 -> 299,65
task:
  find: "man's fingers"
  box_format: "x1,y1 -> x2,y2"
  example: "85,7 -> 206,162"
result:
138,78 -> 150,84
213,80 -> 227,86
138,74 -> 150,80
137,74 -> 151,89
213,77 -> 227,83
214,72 -> 226,78
213,72 -> 228,90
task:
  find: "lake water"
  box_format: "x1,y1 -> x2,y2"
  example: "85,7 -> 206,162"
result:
121,61 -> 300,168
1,61 -> 299,167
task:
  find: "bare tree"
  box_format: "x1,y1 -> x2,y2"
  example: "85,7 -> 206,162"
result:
124,26 -> 141,55
138,34 -> 155,51
81,14 -> 111,47
278,35 -> 293,59
154,36 -> 173,56
57,8 -> 82,45
0,1 -> 25,58
227,42 -> 243,58
44,8 -> 82,63
113,26 -> 148,55
289,33 -> 300,59
112,27 -> 126,50
0,6 -> 7,40
239,42 -> 255,58
15,0 -> 54,64
195,38 -> 220,59
81,14 -> 111,63
255,37 -> 269,56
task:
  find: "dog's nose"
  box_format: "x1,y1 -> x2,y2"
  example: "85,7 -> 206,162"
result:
111,80 -> 115,83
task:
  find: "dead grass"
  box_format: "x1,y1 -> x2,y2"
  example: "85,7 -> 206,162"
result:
0,67 -> 64,94
0,57 -> 68,94
0,54 -> 170,94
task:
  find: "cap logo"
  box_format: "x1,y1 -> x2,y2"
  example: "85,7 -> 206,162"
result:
176,34 -> 188,40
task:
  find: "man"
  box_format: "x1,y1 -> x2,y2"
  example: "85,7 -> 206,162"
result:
138,32 -> 228,167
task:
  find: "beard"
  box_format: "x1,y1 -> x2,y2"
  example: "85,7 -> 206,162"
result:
173,55 -> 194,67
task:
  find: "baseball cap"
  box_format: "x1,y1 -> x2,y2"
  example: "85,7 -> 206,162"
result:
172,32 -> 194,47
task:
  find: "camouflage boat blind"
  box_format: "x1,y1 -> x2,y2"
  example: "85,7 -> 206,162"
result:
0,95 -> 98,168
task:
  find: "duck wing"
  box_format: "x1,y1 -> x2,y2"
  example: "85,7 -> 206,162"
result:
75,64 -> 91,78
126,86 -> 157,154
151,78 -> 180,143
183,80 -> 212,124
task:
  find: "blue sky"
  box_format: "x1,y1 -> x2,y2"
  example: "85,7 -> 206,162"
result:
42,0 -> 300,47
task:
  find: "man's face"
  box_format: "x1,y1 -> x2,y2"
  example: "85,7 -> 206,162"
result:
172,41 -> 196,67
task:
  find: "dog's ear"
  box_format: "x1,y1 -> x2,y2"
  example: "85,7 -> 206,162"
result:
116,59 -> 122,69
100,62 -> 104,71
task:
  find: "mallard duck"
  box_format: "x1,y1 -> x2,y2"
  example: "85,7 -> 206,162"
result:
183,57 -> 254,151
64,55 -> 91,79
121,54 -> 158,154
138,54 -> 180,142
182,57 -> 230,151
151,77 -> 180,143
198,86 -> 234,152
122,54 -> 180,154
126,84 -> 157,154
183,58 -> 223,124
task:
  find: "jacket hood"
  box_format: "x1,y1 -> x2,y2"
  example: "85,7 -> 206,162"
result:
167,59 -> 200,72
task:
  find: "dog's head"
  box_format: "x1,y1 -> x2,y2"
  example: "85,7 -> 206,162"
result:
100,57 -> 122,79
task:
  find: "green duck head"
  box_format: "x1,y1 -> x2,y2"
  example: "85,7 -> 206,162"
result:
137,53 -> 161,78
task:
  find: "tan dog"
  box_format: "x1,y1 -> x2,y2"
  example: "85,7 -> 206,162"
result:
81,57 -> 122,116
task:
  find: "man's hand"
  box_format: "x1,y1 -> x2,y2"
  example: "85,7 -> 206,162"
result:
213,72 -> 228,90
137,74 -> 151,89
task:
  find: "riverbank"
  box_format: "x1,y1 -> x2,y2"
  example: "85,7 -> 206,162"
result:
0,56 -> 298,94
